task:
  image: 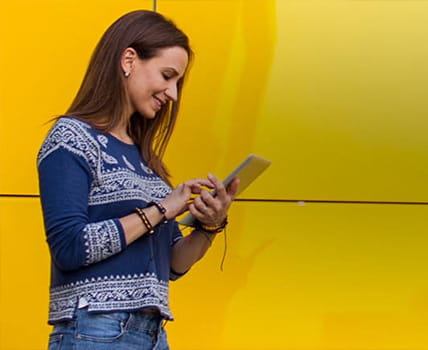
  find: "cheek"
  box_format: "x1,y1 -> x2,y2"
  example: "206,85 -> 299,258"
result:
128,79 -> 147,101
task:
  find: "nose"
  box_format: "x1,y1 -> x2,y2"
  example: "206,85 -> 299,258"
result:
164,84 -> 178,102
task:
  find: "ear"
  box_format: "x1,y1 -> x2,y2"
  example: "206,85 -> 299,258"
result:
120,47 -> 138,75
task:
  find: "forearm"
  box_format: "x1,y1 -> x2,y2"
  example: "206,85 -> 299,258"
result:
171,230 -> 216,274
47,205 -> 165,271
172,174 -> 238,274
120,205 -> 165,245
123,178 -> 216,246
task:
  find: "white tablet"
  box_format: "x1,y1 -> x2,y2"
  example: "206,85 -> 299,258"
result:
179,154 -> 271,227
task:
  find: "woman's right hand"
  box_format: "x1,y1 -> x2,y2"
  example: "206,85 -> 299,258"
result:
160,179 -> 214,219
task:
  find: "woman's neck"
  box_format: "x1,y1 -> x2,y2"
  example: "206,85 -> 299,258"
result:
109,126 -> 134,145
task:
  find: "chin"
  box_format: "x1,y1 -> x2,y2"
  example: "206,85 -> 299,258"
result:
139,110 -> 157,119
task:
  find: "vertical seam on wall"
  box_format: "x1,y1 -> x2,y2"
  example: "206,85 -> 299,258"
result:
153,0 -> 157,12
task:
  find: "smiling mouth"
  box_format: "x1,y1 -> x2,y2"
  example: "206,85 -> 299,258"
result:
153,96 -> 164,109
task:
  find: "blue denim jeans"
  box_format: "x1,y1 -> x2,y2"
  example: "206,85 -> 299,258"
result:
48,308 -> 169,350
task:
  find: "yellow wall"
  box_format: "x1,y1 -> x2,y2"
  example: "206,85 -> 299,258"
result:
162,0 -> 428,202
1,0 -> 428,349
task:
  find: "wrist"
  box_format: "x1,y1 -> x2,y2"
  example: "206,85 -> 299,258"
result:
195,217 -> 228,234
150,201 -> 168,222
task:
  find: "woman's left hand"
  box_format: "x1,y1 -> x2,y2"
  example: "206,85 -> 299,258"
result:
188,173 -> 240,227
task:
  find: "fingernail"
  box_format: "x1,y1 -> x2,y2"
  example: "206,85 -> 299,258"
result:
208,173 -> 214,179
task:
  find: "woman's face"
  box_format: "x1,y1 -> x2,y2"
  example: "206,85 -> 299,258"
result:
125,46 -> 189,119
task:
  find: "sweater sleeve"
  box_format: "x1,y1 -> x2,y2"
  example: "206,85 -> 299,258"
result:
171,220 -> 184,247
38,122 -> 126,271
169,221 -> 187,281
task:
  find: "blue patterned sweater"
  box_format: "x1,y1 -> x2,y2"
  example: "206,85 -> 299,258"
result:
37,117 -> 184,324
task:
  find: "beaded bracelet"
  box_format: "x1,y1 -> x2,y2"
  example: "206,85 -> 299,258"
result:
135,207 -> 155,235
149,201 -> 168,223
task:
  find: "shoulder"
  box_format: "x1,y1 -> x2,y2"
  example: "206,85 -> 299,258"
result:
37,117 -> 101,166
45,116 -> 94,139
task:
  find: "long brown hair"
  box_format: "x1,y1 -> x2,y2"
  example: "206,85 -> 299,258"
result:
66,10 -> 192,186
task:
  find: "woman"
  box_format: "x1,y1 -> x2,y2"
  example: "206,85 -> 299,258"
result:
38,10 -> 239,350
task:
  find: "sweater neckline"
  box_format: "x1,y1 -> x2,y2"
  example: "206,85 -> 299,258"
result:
106,132 -> 138,149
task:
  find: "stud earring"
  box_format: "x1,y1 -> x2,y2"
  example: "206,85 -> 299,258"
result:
124,72 -> 130,78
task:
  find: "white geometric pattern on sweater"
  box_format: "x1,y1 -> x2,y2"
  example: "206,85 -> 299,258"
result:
49,273 -> 171,322
38,118 -> 171,206
83,220 -> 122,265
89,168 -> 171,205
97,134 -> 108,148
37,117 -> 102,183
122,155 -> 136,171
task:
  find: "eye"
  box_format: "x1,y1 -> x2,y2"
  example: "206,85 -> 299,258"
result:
162,73 -> 172,81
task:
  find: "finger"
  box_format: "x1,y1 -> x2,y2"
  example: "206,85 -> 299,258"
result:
183,179 -> 214,195
193,196 -> 212,214
188,203 -> 205,221
208,173 -> 227,201
226,177 -> 240,199
190,179 -> 215,188
200,189 -> 221,212
190,184 -> 209,195
181,181 -> 198,197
